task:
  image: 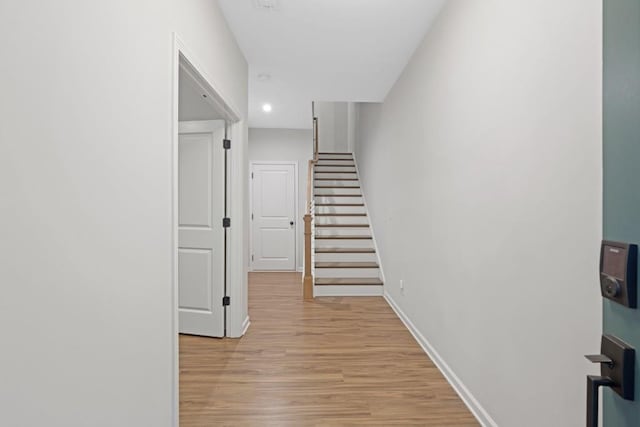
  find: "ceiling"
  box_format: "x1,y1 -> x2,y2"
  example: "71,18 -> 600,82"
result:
218,0 -> 446,129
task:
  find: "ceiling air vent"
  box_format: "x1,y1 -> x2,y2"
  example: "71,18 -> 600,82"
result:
253,0 -> 280,11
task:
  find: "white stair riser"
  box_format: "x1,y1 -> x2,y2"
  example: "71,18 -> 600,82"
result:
315,196 -> 363,204
317,154 -> 353,160
315,160 -> 355,164
314,239 -> 374,249
316,166 -> 355,171
317,156 -> 355,165
315,173 -> 358,180
315,188 -> 361,195
315,167 -> 357,173
315,206 -> 366,215
315,228 -> 371,237
314,180 -> 360,186
315,217 -> 370,225
313,285 -> 383,297
316,160 -> 354,163
315,268 -> 380,278
315,252 -> 378,263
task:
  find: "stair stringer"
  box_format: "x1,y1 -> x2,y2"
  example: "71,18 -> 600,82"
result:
351,151 -> 387,290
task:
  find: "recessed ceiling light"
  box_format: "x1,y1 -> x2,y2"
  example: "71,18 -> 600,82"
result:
262,103 -> 273,113
253,0 -> 280,11
257,73 -> 271,82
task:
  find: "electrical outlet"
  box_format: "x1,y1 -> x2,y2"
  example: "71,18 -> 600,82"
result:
400,279 -> 404,295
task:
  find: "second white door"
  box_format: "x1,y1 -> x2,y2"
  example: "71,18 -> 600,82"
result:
251,163 -> 296,271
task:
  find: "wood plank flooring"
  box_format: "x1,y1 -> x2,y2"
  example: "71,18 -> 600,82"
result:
179,272 -> 478,426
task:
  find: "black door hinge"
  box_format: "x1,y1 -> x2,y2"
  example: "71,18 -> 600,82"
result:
222,296 -> 231,306
223,217 -> 231,228
223,139 -> 231,149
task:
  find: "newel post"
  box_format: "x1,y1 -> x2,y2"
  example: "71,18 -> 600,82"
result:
303,213 -> 313,300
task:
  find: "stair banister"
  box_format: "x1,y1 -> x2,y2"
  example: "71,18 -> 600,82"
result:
303,116 -> 319,300
313,116 -> 318,157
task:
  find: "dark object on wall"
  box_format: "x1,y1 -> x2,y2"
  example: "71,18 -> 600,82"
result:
585,334 -> 635,427
599,240 -> 637,308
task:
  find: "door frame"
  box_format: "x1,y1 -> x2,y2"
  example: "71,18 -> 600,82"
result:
171,33 -> 246,426
249,161 -> 299,272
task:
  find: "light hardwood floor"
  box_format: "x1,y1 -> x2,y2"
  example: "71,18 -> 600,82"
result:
179,272 -> 478,426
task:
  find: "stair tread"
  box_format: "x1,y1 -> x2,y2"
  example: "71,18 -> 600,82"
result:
316,158 -> 354,162
315,235 -> 372,239
315,203 -> 364,206
315,186 -> 360,188
315,194 -> 362,197
318,152 -> 353,155
316,224 -> 369,228
315,171 -> 357,174
315,213 -> 367,216
315,248 -> 376,253
315,278 -> 383,286
316,162 -> 355,165
316,262 -> 379,268
314,178 -> 359,181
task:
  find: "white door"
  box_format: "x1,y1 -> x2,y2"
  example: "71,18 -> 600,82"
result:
251,163 -> 297,271
178,120 -> 225,337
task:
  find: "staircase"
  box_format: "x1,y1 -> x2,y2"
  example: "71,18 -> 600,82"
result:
311,152 -> 384,297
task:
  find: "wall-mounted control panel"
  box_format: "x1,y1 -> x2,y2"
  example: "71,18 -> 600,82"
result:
600,240 -> 637,308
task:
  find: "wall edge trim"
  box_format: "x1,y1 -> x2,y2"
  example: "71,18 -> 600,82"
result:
383,291 -> 498,427
241,315 -> 251,336
351,151 -> 387,288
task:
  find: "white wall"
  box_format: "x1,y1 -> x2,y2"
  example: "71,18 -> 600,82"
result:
333,103 -> 349,152
0,1 -> 247,426
315,101 -> 349,152
354,1 -> 602,426
347,102 -> 357,152
249,128 -> 313,271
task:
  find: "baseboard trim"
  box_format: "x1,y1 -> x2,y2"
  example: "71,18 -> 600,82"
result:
241,316 -> 251,336
314,285 -> 383,297
384,291 -> 497,427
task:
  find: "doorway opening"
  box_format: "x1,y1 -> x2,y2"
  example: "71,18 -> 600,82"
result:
175,49 -> 240,333
171,35 -> 243,424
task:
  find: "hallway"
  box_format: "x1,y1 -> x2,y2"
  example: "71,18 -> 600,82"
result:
179,272 -> 477,426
